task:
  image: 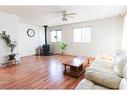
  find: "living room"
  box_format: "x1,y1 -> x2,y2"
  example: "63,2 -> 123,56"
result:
0,5 -> 127,91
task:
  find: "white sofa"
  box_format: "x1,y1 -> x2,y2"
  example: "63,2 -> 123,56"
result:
75,54 -> 127,90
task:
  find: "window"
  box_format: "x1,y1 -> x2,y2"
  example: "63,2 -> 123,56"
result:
51,30 -> 62,42
73,27 -> 91,43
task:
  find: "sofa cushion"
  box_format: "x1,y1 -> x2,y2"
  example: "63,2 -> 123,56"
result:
92,59 -> 113,69
96,54 -> 113,64
75,79 -> 94,90
86,66 -> 116,75
85,71 -> 121,89
119,78 -> 127,89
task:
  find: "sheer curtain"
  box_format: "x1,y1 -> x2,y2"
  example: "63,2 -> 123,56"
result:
122,14 -> 127,53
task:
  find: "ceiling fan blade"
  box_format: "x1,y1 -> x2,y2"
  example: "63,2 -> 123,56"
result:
62,16 -> 67,21
55,10 -> 76,21
66,13 -> 76,15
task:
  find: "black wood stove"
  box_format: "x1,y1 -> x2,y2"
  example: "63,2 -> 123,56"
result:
41,25 -> 50,55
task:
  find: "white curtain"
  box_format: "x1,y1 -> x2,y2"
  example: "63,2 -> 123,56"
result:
122,14 -> 127,52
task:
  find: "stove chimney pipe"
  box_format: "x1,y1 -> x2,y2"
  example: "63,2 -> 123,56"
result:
44,25 -> 48,45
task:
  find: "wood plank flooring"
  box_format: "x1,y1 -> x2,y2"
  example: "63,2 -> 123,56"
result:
0,55 -> 87,89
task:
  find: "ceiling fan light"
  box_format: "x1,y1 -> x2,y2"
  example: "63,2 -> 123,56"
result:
63,16 -> 67,21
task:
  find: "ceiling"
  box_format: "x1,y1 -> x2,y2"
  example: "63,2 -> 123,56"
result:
0,6 -> 127,26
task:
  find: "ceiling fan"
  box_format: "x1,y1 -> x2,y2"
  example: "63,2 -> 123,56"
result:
61,10 -> 76,21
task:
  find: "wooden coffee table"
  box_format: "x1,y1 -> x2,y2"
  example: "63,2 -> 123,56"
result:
63,56 -> 88,77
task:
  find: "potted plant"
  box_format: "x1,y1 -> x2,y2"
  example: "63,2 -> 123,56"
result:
58,42 -> 67,55
8,41 -> 17,60
0,31 -> 17,61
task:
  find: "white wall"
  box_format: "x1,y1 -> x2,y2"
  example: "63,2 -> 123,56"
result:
49,17 -> 123,57
0,12 -> 45,65
0,12 -> 19,65
18,22 -> 44,57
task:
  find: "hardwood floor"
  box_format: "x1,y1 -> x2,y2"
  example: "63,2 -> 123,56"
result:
0,55 -> 88,89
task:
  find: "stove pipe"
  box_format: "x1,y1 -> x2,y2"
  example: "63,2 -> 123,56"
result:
44,25 -> 48,45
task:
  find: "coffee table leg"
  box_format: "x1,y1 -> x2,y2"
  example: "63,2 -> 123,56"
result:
64,65 -> 66,72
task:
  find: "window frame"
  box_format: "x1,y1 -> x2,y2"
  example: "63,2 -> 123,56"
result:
50,29 -> 62,43
72,26 -> 92,43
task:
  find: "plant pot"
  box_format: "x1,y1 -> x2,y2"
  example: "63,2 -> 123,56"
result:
8,54 -> 16,60
61,52 -> 64,55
